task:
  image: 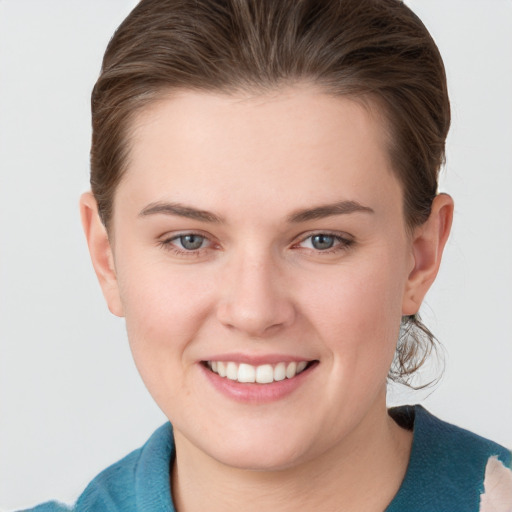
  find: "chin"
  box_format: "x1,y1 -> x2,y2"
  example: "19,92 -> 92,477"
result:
191,422 -> 320,472
214,444 -> 308,472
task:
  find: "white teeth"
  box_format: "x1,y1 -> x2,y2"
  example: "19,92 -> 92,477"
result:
226,362 -> 238,380
238,363 -> 256,383
274,362 -> 286,381
286,362 -> 297,379
297,361 -> 307,373
206,360 -> 310,384
217,361 -> 227,377
256,364 -> 274,384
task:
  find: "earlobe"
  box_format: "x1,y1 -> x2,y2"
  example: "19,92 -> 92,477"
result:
80,192 -> 124,317
402,193 -> 454,315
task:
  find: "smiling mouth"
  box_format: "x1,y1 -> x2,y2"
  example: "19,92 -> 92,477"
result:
204,360 -> 316,384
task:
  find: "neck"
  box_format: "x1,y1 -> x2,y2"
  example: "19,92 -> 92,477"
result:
171,398 -> 412,512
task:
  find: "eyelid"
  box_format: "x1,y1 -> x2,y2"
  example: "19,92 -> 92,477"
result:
158,230 -> 217,254
156,229 -> 354,256
293,230 -> 355,252
294,229 -> 353,243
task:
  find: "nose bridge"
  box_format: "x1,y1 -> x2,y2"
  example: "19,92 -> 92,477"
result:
216,244 -> 294,336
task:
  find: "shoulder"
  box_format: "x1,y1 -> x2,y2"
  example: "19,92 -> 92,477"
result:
19,423 -> 175,512
402,404 -> 510,465
387,405 -> 512,512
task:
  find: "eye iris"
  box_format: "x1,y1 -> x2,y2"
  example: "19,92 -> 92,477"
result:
180,235 -> 204,250
312,234 -> 335,250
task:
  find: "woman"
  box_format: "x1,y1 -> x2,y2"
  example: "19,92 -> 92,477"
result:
23,0 -> 511,510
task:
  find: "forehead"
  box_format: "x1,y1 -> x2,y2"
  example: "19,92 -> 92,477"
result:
117,86 -> 402,220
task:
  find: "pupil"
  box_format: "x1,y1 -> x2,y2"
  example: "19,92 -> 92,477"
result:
181,235 -> 203,250
312,234 -> 334,250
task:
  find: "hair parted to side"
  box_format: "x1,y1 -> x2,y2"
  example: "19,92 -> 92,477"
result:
90,0 -> 450,386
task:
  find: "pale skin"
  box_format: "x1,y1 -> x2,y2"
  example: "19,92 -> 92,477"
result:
81,86 -> 453,512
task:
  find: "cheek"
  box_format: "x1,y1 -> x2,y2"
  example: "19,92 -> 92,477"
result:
119,272 -> 216,422
118,249 -> 211,334
115,256 -> 214,382
300,253 -> 406,368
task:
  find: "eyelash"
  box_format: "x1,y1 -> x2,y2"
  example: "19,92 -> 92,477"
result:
294,232 -> 355,255
158,231 -> 355,257
158,232 -> 214,257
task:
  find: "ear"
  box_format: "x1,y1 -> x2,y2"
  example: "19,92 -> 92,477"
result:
402,193 -> 454,315
80,192 -> 124,317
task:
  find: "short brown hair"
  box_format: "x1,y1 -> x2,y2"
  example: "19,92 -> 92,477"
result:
90,0 -> 450,385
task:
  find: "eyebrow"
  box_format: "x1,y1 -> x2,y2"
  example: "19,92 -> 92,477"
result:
138,199 -> 374,224
288,200 -> 374,223
139,202 -> 224,223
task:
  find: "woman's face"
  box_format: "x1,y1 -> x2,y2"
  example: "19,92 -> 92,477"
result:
98,87 -> 421,470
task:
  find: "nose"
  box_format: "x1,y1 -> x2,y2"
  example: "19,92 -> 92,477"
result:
215,251 -> 296,338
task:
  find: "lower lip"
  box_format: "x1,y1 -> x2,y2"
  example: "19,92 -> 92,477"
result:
199,362 -> 317,404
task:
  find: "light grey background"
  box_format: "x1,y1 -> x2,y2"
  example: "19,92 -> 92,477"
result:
1,1 -> 511,509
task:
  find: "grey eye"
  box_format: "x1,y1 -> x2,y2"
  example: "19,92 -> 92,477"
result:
311,234 -> 335,250
179,234 -> 205,250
